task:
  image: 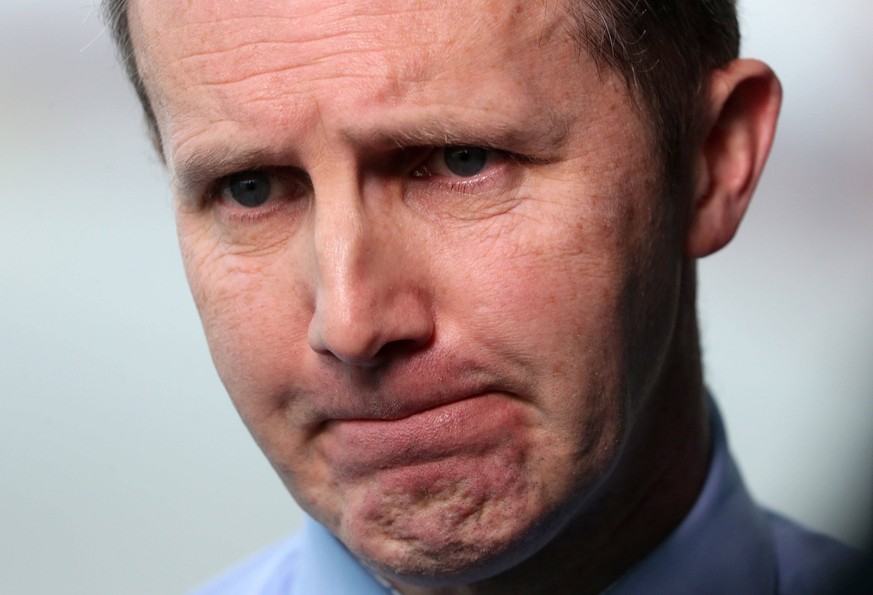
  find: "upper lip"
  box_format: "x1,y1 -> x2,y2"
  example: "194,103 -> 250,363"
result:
323,383 -> 502,423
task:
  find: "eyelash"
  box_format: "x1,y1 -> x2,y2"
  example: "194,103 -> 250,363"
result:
408,147 -> 514,194
421,170 -> 502,195
214,198 -> 288,224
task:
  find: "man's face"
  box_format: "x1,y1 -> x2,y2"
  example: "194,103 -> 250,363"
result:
131,0 -> 685,583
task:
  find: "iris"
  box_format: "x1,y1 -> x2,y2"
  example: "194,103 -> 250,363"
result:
228,171 -> 271,207
443,147 -> 488,177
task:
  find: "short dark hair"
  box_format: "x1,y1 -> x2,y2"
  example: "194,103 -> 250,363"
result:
103,0 -> 739,181
567,0 -> 739,184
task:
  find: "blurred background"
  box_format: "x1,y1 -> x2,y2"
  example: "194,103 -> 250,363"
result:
1,1 -> 871,593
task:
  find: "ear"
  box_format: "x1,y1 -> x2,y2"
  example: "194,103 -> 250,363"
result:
685,59 -> 782,258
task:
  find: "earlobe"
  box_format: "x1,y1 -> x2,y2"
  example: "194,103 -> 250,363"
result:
686,59 -> 783,258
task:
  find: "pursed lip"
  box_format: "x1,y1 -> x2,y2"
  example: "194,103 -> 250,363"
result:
317,391 -> 526,476
309,373 -> 510,424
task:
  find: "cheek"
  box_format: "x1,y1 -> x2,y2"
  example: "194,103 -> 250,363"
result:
432,210 -> 634,438
428,175 -> 671,451
177,219 -> 311,400
438,203 -> 631,364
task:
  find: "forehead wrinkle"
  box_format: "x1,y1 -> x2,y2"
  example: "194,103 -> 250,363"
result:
160,0 -> 446,25
170,16 -> 439,87
133,5 -> 445,107
140,0 -> 571,83
190,44 -> 436,90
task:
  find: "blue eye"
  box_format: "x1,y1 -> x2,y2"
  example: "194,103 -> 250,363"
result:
443,147 -> 488,177
228,171 -> 272,207
410,146 -> 510,187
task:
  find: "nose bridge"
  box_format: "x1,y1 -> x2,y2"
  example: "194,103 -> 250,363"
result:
307,177 -> 432,365
312,189 -> 374,320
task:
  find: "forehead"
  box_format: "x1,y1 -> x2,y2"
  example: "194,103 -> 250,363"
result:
129,0 -> 615,171
131,0 -> 560,71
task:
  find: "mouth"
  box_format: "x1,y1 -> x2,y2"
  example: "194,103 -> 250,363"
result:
319,392 -> 527,478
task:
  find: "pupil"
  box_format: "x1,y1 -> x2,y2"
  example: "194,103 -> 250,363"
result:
229,172 -> 271,207
444,147 -> 488,177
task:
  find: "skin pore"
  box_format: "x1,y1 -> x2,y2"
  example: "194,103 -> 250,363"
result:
128,0 -> 780,593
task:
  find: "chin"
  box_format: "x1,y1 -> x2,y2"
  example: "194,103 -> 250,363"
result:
348,523 -> 544,588
350,504 -> 577,590
326,460 -> 578,588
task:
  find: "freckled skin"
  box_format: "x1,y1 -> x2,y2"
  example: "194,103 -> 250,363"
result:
129,0 -> 714,593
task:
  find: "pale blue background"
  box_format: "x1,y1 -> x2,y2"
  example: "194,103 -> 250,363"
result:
1,1 -> 871,593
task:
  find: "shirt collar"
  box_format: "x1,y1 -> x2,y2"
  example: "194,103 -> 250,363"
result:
292,518 -> 391,595
604,400 -> 778,594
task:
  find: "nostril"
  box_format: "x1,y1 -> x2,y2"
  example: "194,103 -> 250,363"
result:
372,336 -> 433,361
309,327 -> 433,368
307,299 -> 434,368
306,316 -> 397,367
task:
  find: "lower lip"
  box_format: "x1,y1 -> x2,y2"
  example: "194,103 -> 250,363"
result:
321,393 -> 525,477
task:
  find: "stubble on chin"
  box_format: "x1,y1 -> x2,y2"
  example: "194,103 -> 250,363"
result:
335,445 -> 550,579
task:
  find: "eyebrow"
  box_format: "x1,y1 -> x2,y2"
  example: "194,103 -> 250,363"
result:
172,146 -> 279,196
358,111 -> 571,158
171,110 -> 570,195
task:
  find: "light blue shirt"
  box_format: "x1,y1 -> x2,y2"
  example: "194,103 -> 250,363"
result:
190,405 -> 857,594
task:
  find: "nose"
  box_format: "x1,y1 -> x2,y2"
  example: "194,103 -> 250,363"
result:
306,189 -> 434,367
